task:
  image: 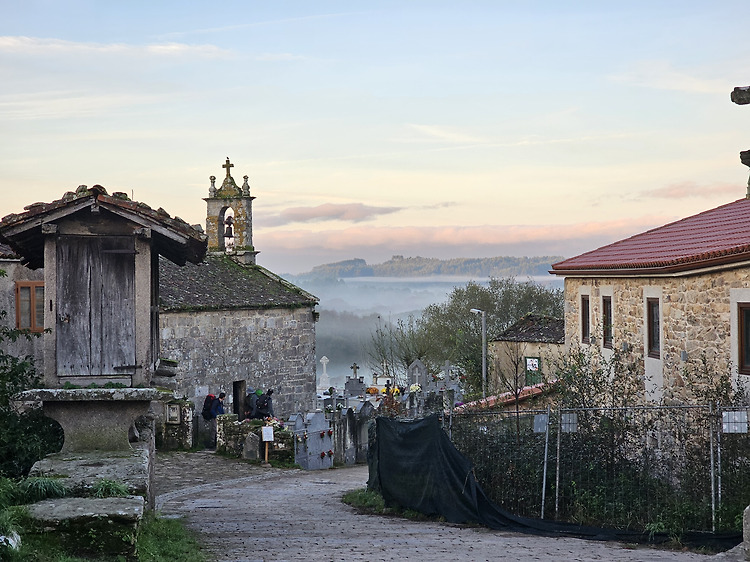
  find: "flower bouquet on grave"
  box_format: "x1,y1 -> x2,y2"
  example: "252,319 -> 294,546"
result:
327,449 -> 333,457
264,417 -> 284,429
409,383 -> 422,394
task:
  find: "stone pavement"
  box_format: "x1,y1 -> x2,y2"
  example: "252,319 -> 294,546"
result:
153,451 -> 744,562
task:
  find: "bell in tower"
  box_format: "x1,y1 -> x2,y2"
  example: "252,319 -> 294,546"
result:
204,158 -> 259,264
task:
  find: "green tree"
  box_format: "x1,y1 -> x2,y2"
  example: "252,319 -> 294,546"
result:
367,315 -> 439,386
0,272 -> 63,477
367,277 -> 563,396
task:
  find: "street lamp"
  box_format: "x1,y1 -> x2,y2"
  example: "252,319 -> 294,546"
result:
470,308 -> 487,399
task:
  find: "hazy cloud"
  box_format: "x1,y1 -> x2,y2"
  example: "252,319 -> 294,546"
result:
405,124 -> 485,144
159,12 -> 361,39
609,60 -> 727,94
0,90 -> 173,120
272,203 -> 402,225
641,181 -> 741,199
254,53 -> 307,62
0,36 -> 230,58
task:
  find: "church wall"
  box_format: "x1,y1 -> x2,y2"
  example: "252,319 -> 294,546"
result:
159,307 -> 317,418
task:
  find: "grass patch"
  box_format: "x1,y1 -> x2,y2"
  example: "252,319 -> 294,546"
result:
342,488 -> 444,522
2,511 -> 207,562
91,480 -> 129,499
136,512 -> 207,562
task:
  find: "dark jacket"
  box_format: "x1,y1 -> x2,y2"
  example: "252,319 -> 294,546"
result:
210,397 -> 225,418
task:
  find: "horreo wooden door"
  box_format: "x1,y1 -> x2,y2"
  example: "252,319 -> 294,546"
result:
56,235 -> 136,377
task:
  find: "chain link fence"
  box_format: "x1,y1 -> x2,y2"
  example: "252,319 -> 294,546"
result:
445,405 -> 750,536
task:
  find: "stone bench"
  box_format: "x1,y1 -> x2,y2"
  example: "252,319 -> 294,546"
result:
25,496 -> 144,560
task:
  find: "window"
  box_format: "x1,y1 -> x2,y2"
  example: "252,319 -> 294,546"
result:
739,303 -> 750,374
525,356 -> 541,386
647,298 -> 660,358
16,281 -> 44,332
581,295 -> 590,344
602,296 -> 613,349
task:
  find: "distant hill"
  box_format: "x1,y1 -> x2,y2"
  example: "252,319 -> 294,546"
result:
301,255 -> 564,279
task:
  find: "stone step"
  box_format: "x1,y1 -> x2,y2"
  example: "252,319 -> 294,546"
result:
25,496 -> 144,559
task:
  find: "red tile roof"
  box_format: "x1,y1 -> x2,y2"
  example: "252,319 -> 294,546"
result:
551,198 -> 750,275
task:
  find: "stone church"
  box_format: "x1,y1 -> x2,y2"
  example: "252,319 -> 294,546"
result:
0,159 -> 318,420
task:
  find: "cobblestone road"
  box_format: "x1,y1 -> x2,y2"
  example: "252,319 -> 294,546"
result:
153,451 -> 744,562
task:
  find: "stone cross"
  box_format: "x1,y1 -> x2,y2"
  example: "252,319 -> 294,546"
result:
222,157 -> 234,177
320,356 -> 329,377
443,360 -> 452,383
350,362 -> 359,377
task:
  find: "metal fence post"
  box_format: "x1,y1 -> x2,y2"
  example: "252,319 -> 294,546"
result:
541,404 -> 551,519
555,408 -> 562,519
709,402 -> 716,533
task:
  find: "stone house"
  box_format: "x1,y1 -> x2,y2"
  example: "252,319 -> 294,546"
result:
550,196 -> 750,403
0,159 -> 318,422
490,313 -> 564,392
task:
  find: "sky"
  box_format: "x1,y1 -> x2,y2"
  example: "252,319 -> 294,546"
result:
2,1 -> 750,274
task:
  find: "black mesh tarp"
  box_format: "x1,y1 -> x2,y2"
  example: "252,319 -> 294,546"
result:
367,415 -> 741,549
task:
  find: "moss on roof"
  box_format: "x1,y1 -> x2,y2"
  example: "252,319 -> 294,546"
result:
494,313 -> 564,344
158,254 -> 318,312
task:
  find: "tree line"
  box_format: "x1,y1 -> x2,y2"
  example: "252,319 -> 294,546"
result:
366,277 -> 563,396
304,255 -> 564,279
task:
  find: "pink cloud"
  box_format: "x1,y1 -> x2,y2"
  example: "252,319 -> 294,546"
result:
254,217 -> 673,274
271,203 -> 402,225
641,181 -> 740,199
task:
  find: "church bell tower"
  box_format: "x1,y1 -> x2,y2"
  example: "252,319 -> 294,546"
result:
204,157 -> 258,264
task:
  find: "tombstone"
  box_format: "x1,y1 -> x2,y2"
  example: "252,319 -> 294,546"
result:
344,376 -> 366,398
293,411 -> 333,470
407,359 -> 427,387
242,431 -> 260,460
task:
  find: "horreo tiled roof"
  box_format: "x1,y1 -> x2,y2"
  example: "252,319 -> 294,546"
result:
0,185 -> 207,269
551,198 -> 750,276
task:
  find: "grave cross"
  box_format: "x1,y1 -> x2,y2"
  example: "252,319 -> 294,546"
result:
443,360 -> 452,384
222,157 -> 234,177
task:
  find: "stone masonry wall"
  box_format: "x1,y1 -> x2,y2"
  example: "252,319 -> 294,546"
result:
0,259 -> 44,371
564,267 -> 750,404
159,306 -> 317,418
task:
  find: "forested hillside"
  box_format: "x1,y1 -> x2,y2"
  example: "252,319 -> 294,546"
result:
305,255 -> 563,279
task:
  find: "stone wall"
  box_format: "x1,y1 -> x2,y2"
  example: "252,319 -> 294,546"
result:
160,306 -> 317,419
0,258 -> 44,371
489,340 -> 564,395
563,267 -> 750,403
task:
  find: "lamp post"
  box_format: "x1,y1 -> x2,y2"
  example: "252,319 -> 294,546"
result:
470,308 -> 487,399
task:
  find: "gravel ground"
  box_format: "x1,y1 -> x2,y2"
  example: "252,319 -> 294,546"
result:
153,450 -> 745,562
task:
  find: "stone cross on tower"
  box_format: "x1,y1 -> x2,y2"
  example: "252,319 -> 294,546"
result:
222,157 -> 234,177
731,86 -> 750,198
205,158 -> 259,264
